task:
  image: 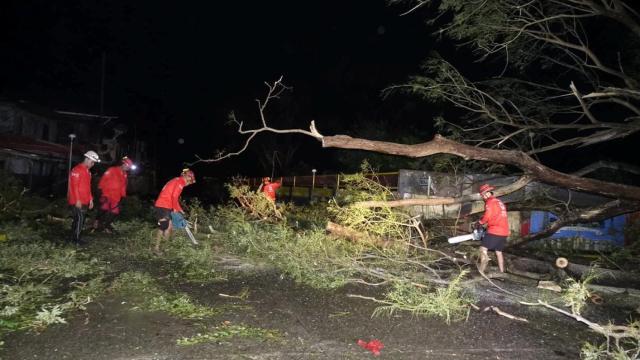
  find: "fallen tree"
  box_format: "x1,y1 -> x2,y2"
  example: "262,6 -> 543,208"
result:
506,254 -> 640,289
193,77 -> 640,248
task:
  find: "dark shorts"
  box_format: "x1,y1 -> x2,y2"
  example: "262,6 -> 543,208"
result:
155,207 -> 171,221
155,207 -> 172,230
482,233 -> 507,251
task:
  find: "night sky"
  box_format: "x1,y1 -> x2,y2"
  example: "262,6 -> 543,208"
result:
2,1 -> 638,187
1,1 -> 436,180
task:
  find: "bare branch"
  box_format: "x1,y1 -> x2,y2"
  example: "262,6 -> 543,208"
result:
191,78 -> 323,165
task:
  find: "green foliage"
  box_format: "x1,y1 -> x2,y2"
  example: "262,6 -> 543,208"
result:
110,271 -> 158,294
226,179 -> 287,222
580,320 -> 640,359
372,270 -> 472,324
329,162 -> 414,243
111,271 -> 227,319
0,241 -> 104,280
147,295 -> 222,319
561,270 -> 598,315
286,202 -> 329,230
211,201 -> 361,289
177,324 -> 282,346
163,238 -> 226,283
260,228 -> 360,289
0,224 -> 108,335
33,305 -> 66,328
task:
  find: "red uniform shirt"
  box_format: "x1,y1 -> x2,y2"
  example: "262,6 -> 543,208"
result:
479,196 -> 510,236
262,182 -> 281,201
155,177 -> 186,212
68,163 -> 93,205
98,166 -> 128,202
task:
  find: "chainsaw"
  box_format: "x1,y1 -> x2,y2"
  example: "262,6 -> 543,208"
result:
170,212 -> 199,245
447,225 -> 484,244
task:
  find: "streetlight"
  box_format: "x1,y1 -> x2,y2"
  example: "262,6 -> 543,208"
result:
67,133 -> 76,196
310,169 -> 317,201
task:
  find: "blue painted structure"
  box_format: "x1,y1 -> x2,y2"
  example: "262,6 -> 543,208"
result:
529,211 -> 625,249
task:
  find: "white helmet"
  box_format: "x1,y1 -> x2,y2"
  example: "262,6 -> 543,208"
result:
84,150 -> 101,163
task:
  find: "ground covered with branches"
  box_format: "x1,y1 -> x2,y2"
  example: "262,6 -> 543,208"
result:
2,173 -> 640,358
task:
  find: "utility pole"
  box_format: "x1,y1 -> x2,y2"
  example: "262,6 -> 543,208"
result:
67,133 -> 76,196
310,169 -> 317,202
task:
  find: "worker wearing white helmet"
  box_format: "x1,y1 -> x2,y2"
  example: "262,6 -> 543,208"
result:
67,150 -> 100,244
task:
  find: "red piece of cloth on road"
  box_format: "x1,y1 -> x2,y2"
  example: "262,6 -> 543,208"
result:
357,339 -> 384,356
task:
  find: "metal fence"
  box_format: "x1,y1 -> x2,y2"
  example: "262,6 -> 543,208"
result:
248,172 -> 399,203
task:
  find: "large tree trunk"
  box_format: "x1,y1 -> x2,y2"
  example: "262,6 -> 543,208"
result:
353,175 -> 531,208
507,254 -> 640,289
320,133 -> 640,201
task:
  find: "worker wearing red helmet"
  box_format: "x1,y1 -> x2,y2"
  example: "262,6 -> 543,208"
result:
260,176 -> 282,202
68,150 -> 100,244
477,183 -> 510,273
153,168 -> 196,255
94,156 -> 135,233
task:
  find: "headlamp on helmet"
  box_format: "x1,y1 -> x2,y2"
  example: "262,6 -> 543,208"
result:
182,168 -> 196,184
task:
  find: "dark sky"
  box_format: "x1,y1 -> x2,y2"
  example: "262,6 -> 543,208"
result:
1,1 -> 435,179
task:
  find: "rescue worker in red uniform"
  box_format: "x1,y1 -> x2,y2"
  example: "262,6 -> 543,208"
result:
260,177 -> 282,202
68,151 -> 100,244
94,156 -> 135,233
477,183 -> 510,273
153,168 -> 196,255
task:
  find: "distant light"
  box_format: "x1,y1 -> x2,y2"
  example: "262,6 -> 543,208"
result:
131,165 -> 138,170
177,138 -> 185,144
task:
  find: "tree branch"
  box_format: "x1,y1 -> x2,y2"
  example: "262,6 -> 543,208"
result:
352,175 -> 532,209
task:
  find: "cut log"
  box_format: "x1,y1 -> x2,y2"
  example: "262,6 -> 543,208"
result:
565,262 -> 640,289
326,221 -> 391,248
507,268 -> 550,281
506,255 -> 556,274
586,284 -> 640,298
507,254 -> 640,289
555,257 -> 569,269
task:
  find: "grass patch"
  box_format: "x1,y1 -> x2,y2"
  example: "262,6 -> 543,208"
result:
0,223 -> 108,336
111,271 -> 244,320
177,323 -> 282,346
